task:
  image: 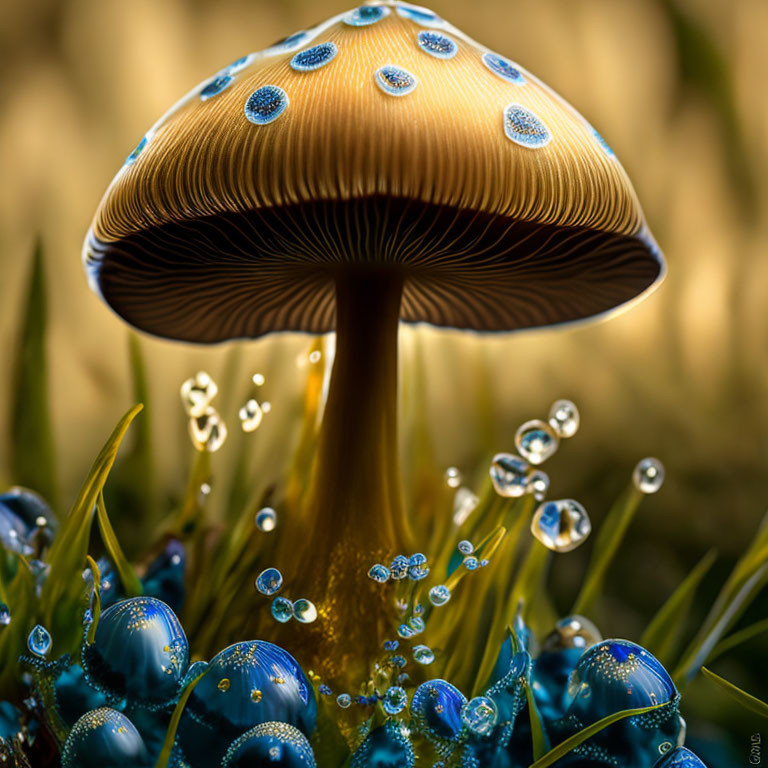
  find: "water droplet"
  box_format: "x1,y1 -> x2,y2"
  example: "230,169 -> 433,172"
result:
417,31 -> 457,59
453,487 -> 479,525
461,696 -> 498,736
255,507 -> 277,532
408,553 -> 429,581
531,499 -> 591,552
503,104 -> 551,148
253,373 -> 266,386
444,466 -> 462,488
549,399 -> 580,438
271,597 -> 293,623
482,52 -> 525,84
0,604 -> 10,627
189,407 -> 228,452
291,42 -> 338,72
458,540 -> 474,555
413,645 -> 435,665
368,564 -> 391,583
542,615 -> 602,652
255,568 -> 283,596
633,457 -> 665,494
409,616 -> 425,634
337,693 -> 352,708
384,640 -> 399,651
293,599 -> 318,623
398,624 -> 416,639
344,6 -> 390,26
383,686 -> 408,715
389,655 -> 407,669
429,585 -> 451,606
527,470 -> 550,501
490,453 -> 529,497
244,85 -> 289,125
181,372 -> 218,417
390,555 -> 409,580
375,65 -> 418,96
319,684 -> 332,696
515,420 -> 559,464
28,624 -> 51,657
464,556 -> 479,571
250,687 -> 262,702
218,678 -> 231,692
308,350 -> 322,364
239,399 -> 264,432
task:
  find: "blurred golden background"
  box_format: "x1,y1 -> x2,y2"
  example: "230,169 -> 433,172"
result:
0,0 -> 766,753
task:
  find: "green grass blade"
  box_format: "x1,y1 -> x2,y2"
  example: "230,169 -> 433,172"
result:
153,667 -> 209,768
701,667 -> 768,719
10,240 -> 57,507
85,556 -> 102,645
572,486 -> 643,617
526,680 -> 549,760
640,549 -> 717,664
41,404 -> 143,653
0,553 -> 36,699
96,492 -> 142,597
526,702 -> 667,768
708,618 -> 768,664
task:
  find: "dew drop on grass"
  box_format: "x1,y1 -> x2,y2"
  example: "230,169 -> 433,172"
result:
531,500 -> 591,552
180,371 -> 218,417
293,599 -> 318,623
549,399 -> 580,438
515,420 -> 559,464
458,540 -> 474,555
490,453 -> 529,497
461,696 -> 498,736
633,457 -> 665,494
271,597 -> 293,623
28,624 -> 51,657
429,585 -> 451,606
0,604 -> 10,627
390,555 -> 409,580
383,686 -> 408,715
337,693 -> 352,708
527,470 -> 550,501
252,373 -> 266,386
189,407 -> 227,452
444,467 -> 462,488
408,553 -> 429,581
255,507 -> 277,532
255,568 -> 283,596
239,399 -> 264,432
413,645 -> 435,665
453,487 -> 479,525
368,564 -> 391,583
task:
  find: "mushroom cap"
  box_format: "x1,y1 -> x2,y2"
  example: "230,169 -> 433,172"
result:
84,1 -> 664,343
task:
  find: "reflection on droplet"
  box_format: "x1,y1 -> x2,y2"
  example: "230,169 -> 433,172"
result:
429,585 -> 451,606
239,399 -> 264,432
28,624 -> 52,657
527,470 -> 550,501
515,420 -> 559,464
633,457 -> 665,494
255,507 -> 277,532
531,500 -> 591,552
490,453 -> 529,497
293,599 -> 318,623
453,487 -> 479,525
181,371 -> 218,417
189,407 -> 228,452
549,400 -> 580,438
444,467 -> 462,488
461,696 -> 498,736
413,645 -> 435,665
255,568 -> 283,596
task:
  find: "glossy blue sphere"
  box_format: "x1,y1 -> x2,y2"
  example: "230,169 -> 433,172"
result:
82,597 -> 189,708
223,721 -> 316,767
141,539 -> 186,615
61,708 -> 150,768
185,641 -> 316,737
653,747 -> 709,767
410,679 -> 466,746
350,722 -> 414,768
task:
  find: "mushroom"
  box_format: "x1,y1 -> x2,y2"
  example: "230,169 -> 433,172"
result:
83,1 -> 664,678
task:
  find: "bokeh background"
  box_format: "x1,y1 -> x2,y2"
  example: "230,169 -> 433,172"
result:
1,0 -> 767,760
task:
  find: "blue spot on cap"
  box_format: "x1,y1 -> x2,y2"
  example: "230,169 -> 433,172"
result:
200,74 -> 234,101
503,104 -> 551,148
344,6 -> 390,26
396,3 -> 443,26
483,53 -> 525,84
375,65 -> 418,96
417,31 -> 458,59
126,136 -> 148,165
291,42 -> 338,72
244,86 -> 289,125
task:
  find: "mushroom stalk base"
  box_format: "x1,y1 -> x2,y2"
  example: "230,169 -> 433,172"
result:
282,269 -> 410,682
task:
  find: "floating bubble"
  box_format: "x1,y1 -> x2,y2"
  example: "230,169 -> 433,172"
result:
408,553 -> 429,581
458,540 -> 474,555
413,645 -> 435,665
271,597 -> 293,623
368,564 -> 391,583
0,604 -> 11,627
256,568 -> 283,596
181,371 -> 218,417
429,585 -> 451,607
490,453 -> 529,497
383,686 -> 408,715
255,507 -> 277,532
336,693 -> 352,709
189,407 -> 228,452
461,696 -> 498,736
239,399 -> 264,432
633,457 -> 665,494
293,599 -> 318,624
549,399 -> 580,438
444,467 -> 462,488
28,624 -> 51,657
515,420 -> 559,464
390,555 -> 409,580
527,470 -> 550,501
531,500 -> 591,553
453,487 -> 479,526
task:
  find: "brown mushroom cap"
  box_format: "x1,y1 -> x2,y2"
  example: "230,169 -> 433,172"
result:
84,1 -> 664,343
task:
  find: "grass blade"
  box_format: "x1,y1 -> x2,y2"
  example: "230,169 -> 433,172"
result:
640,549 -> 717,665
41,404 -> 143,653
572,486 -> 643,617
526,681 -> 549,760
526,702 -> 667,768
96,492 -> 142,597
10,240 -> 56,507
701,667 -> 768,719
708,618 -> 768,664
